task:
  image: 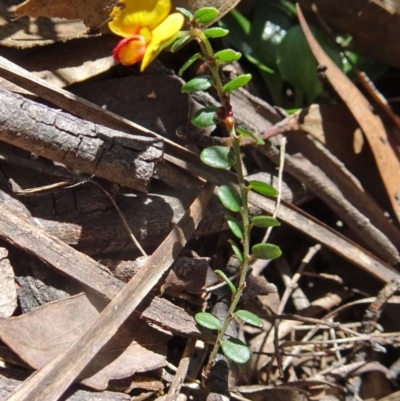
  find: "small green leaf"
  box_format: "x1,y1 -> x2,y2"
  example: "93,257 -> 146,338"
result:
195,312 -> 221,330
229,239 -> 243,262
250,216 -> 281,228
226,215 -> 244,239
200,146 -> 234,168
235,310 -> 263,327
222,74 -> 252,92
248,180 -> 279,196
179,53 -> 201,76
176,7 -> 194,21
218,185 -> 242,212
182,75 -> 213,93
214,49 -> 242,63
171,35 -> 190,52
194,7 -> 219,24
251,243 -> 282,260
236,127 -> 265,145
192,106 -> 219,128
204,27 -> 229,38
221,338 -> 251,364
215,269 -> 237,294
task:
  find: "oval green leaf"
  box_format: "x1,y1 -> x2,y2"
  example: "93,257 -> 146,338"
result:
176,7 -> 194,21
200,146 -> 234,168
222,74 -> 252,92
250,216 -> 281,228
179,53 -> 201,76
171,35 -> 190,52
226,215 -> 244,239
194,7 -> 219,24
221,338 -> 251,364
204,27 -> 229,38
236,127 -> 265,145
195,312 -> 221,330
249,180 -> 279,196
214,49 -> 242,63
218,185 -> 242,212
192,106 -> 219,128
251,243 -> 282,260
235,310 -> 263,327
228,239 -> 243,263
215,270 -> 237,294
182,75 -> 213,93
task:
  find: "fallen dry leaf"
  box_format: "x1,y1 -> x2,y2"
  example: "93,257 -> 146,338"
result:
297,5 -> 400,223
0,293 -> 169,390
0,247 -> 17,318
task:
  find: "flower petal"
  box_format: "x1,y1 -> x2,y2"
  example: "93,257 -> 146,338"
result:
108,0 -> 171,38
140,13 -> 184,71
113,36 -> 146,66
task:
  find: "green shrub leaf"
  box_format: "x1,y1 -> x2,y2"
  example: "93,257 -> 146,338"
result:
235,310 -> 263,327
251,243 -> 282,260
215,269 -> 237,294
179,53 -> 201,76
176,7 -> 194,21
218,185 -> 242,212
221,338 -> 251,364
194,7 -> 219,24
229,239 -> 243,262
195,312 -> 221,330
182,75 -> 213,93
222,74 -> 252,92
250,216 -> 280,228
200,146 -> 234,168
249,180 -> 279,196
192,106 -> 219,127
226,215 -> 244,239
171,35 -> 190,52
214,49 -> 242,63
204,27 -> 229,38
236,127 -> 265,145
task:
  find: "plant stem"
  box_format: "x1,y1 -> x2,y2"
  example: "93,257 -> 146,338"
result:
194,31 -> 254,376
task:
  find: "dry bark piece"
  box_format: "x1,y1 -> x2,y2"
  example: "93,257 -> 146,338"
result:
298,5 -> 400,223
0,248 -> 17,318
0,293 -> 169,390
0,90 -> 163,193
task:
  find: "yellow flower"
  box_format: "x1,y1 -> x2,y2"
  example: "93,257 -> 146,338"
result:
109,0 -> 184,71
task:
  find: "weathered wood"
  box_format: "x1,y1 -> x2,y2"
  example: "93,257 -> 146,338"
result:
0,90 -> 163,193
0,200 -> 215,344
4,183 -> 215,401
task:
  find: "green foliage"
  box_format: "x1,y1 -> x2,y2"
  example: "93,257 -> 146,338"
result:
215,270 -> 237,294
251,215 -> 281,228
182,75 -> 213,93
218,185 -> 242,212
195,312 -> 221,330
226,215 -> 244,239
171,35 -> 190,52
221,338 -> 251,363
214,49 -> 242,63
192,107 -> 219,127
236,127 -> 265,145
228,239 -> 244,262
248,180 -> 279,196
194,7 -> 219,24
176,7 -> 194,21
179,53 -> 201,76
204,27 -> 229,38
251,243 -> 282,260
222,74 -> 252,92
200,146 -> 235,168
235,310 -> 263,327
